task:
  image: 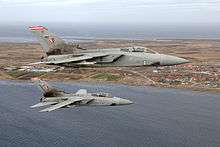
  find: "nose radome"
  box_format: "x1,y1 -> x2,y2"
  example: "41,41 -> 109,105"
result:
120,99 -> 133,105
174,56 -> 189,64
127,100 -> 133,104
161,55 -> 189,66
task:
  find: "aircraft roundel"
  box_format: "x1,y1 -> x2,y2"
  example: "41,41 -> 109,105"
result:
49,37 -> 55,44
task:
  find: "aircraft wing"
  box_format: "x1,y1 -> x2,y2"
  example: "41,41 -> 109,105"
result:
51,55 -> 94,64
28,62 -> 46,65
50,53 -> 108,64
30,101 -> 57,108
39,98 -> 82,112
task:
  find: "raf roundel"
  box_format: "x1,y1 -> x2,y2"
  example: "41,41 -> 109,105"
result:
49,37 -> 55,44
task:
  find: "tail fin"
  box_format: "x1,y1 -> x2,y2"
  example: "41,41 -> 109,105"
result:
29,26 -> 66,55
32,78 -> 66,97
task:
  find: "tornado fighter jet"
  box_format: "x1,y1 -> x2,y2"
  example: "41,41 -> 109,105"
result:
29,26 -> 189,67
31,80 -> 133,112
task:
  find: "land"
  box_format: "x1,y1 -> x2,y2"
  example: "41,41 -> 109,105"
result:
0,39 -> 219,93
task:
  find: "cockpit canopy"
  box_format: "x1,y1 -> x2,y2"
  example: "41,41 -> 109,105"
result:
121,46 -> 145,52
91,92 -> 112,98
121,46 -> 158,54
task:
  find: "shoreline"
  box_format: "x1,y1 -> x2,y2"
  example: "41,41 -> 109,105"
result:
1,77 -> 219,94
1,70 -> 220,94
0,40 -> 219,94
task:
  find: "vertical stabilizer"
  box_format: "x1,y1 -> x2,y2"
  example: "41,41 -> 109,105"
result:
32,79 -> 66,97
29,26 -> 66,55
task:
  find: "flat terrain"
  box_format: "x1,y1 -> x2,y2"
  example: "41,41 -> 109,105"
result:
0,39 -> 219,92
0,39 -> 220,66
0,80 -> 220,147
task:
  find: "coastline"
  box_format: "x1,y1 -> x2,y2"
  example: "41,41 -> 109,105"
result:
0,39 -> 219,94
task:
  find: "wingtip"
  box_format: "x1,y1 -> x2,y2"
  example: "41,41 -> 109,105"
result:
30,105 -> 35,108
30,104 -> 40,108
39,109 -> 48,112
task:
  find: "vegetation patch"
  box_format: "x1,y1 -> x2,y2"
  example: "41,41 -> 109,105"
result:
7,70 -> 28,78
91,72 -> 121,81
6,70 -> 44,79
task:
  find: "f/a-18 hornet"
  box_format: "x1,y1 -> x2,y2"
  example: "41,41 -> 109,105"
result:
29,26 -> 189,67
31,80 -> 133,112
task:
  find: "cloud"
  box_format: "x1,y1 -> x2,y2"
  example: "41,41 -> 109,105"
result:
86,0 -> 220,9
0,0 -> 220,24
0,0 -> 103,6
1,0 -> 220,8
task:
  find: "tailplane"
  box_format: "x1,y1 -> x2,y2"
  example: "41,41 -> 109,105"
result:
32,78 -> 66,97
29,26 -> 66,55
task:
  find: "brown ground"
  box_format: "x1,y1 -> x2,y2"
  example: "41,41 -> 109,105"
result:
0,39 -> 219,93
0,39 -> 220,67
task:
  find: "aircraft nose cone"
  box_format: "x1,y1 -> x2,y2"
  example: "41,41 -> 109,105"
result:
176,57 -> 189,64
161,55 -> 189,66
120,99 -> 133,105
126,100 -> 133,104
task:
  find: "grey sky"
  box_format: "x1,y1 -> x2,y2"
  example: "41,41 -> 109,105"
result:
0,0 -> 220,24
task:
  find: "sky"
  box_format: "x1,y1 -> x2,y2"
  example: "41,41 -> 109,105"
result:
0,0 -> 220,25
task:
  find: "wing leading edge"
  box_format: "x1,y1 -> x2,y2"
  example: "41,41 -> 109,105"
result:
39,98 -> 82,112
30,102 -> 57,108
48,53 -> 109,64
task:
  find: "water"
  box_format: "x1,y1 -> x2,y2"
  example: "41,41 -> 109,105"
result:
0,80 -> 220,147
0,23 -> 220,42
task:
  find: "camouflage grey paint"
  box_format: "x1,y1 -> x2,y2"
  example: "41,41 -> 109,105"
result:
29,26 -> 189,67
31,80 -> 133,112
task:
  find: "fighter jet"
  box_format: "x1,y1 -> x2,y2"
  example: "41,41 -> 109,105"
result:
30,80 -> 133,112
29,26 -> 189,67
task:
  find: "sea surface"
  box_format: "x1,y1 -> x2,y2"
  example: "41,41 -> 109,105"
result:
0,23 -> 220,42
0,80 -> 220,147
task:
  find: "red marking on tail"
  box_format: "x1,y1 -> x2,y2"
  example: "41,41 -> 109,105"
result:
29,26 -> 48,30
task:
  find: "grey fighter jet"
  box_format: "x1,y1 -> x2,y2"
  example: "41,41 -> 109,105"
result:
29,26 -> 189,67
30,80 -> 133,112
